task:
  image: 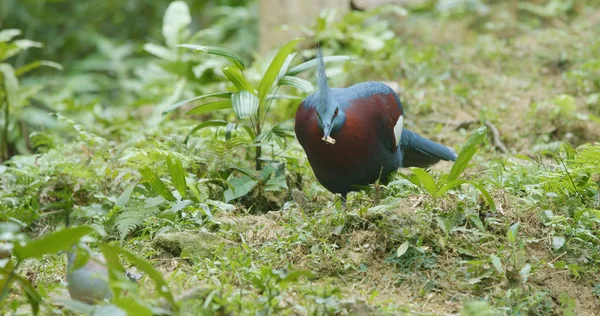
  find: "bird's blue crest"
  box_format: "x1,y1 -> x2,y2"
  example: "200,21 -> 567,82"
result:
316,48 -> 335,113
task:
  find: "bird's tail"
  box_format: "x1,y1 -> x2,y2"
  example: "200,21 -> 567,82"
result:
400,129 -> 457,168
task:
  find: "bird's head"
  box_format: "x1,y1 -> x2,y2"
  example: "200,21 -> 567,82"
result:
315,48 -> 345,145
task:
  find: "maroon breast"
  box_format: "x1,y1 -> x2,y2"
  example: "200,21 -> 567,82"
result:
294,93 -> 400,192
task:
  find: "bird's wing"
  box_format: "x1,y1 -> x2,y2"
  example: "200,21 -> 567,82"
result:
400,129 -> 457,168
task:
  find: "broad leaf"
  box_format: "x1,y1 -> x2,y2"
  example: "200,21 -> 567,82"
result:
257,38 -> 303,104
447,126 -> 487,182
224,176 -> 258,202
183,120 -> 228,143
286,55 -> 355,76
410,168 -> 438,197
436,179 -> 466,197
100,244 -> 177,310
469,181 -> 497,212
278,76 -> 314,93
163,92 -> 232,115
162,1 -> 191,47
116,182 -> 137,207
143,43 -> 175,61
166,155 -> 187,197
490,255 -> 503,273
13,226 -> 94,260
178,44 -> 245,70
507,222 -> 520,246
186,100 -> 232,115
113,298 -> 153,316
232,90 -> 259,119
223,66 -> 255,93
0,29 -> 21,42
0,63 -> 19,109
139,166 -> 176,201
15,60 -> 62,76
396,241 -> 409,257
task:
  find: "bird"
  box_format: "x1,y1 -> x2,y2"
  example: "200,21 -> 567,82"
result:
66,245 -> 113,304
294,49 -> 457,202
66,244 -> 143,305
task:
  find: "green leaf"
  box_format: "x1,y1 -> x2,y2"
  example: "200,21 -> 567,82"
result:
139,166 -> 176,201
223,66 -> 255,93
490,255 -> 503,273
163,92 -> 232,115
278,76 -> 314,93
396,241 -> 409,257
116,182 -> 137,207
14,60 -> 62,76
13,226 -> 94,260
277,52 -> 297,82
183,120 -> 228,144
551,236 -> 566,250
447,126 -> 487,182
224,176 -> 258,202
469,181 -> 497,212
0,63 -> 20,108
0,29 -> 21,42
257,38 -> 303,104
178,44 -> 245,70
410,168 -> 438,197
113,298 -> 153,316
166,155 -> 187,197
1,264 -> 42,314
436,179 -> 466,197
99,244 -> 177,311
507,222 -> 520,246
162,1 -> 191,47
186,100 -> 232,115
232,90 -> 259,119
436,216 -> 452,235
143,43 -> 175,60
286,55 -> 355,76
519,264 -> 531,284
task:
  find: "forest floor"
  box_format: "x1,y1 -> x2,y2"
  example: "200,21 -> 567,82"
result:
3,2 -> 600,315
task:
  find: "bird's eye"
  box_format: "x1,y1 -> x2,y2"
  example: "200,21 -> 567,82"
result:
333,108 -> 339,117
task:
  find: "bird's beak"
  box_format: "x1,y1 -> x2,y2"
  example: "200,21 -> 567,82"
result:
321,123 -> 336,145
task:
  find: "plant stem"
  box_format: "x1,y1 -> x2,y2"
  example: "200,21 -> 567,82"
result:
1,99 -> 8,162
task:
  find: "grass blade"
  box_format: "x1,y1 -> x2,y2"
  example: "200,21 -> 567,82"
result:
139,166 -> 176,201
448,126 -> 487,182
410,168 -> 438,198
223,66 -> 255,93
177,44 -> 245,70
184,120 -> 228,144
257,38 -> 303,104
185,100 -> 232,115
163,92 -> 232,115
278,76 -> 314,93
166,155 -> 187,197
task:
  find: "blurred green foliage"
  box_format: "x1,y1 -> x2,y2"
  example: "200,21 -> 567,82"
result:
1,0 -> 600,314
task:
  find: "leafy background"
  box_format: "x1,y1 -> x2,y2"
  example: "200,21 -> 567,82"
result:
1,0 -> 600,314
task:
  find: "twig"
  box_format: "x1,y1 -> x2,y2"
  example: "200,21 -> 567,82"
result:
484,120 -> 508,153
549,252 -> 567,264
411,196 -> 424,209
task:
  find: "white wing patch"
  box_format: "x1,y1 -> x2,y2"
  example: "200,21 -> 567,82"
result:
394,114 -> 404,146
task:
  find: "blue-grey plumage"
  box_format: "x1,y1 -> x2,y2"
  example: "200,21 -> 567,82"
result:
295,49 -> 457,196
399,129 -> 457,168
66,246 -> 112,304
